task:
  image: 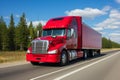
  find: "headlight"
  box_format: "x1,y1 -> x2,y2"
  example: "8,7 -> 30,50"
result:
27,49 -> 30,53
48,50 -> 58,54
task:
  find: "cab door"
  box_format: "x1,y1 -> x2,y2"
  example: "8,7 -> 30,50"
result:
66,28 -> 77,49
66,28 -> 72,49
71,28 -> 77,49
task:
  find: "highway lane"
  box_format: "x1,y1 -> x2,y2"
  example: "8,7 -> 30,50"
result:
53,51 -> 120,80
0,50 -> 120,80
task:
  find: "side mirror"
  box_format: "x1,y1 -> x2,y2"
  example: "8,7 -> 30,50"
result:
67,29 -> 71,39
67,28 -> 74,40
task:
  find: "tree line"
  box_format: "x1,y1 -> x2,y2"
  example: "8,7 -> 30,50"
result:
0,13 -> 42,51
102,37 -> 120,48
0,13 -> 120,51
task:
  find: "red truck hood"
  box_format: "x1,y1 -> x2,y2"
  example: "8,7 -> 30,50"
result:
35,36 -> 65,46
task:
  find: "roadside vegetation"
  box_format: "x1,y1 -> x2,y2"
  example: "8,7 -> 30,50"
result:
0,51 -> 26,63
102,37 -> 120,48
101,48 -> 120,52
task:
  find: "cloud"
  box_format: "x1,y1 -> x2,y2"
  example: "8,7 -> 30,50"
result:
15,15 -> 20,18
115,0 -> 120,4
109,33 -> 120,43
65,7 -> 109,19
111,37 -> 120,44
94,9 -> 120,31
4,16 -> 9,19
110,33 -> 120,36
39,20 -> 47,25
94,9 -> 120,43
93,27 -> 104,31
109,9 -> 120,19
4,14 -> 20,20
102,6 -> 111,12
27,20 -> 47,27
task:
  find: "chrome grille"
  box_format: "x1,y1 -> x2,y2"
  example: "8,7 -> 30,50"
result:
32,40 -> 49,54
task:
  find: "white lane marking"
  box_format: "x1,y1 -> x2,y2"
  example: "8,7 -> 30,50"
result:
30,57 -> 98,80
54,51 -> 120,80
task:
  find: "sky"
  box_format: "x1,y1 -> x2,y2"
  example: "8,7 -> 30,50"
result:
0,0 -> 120,43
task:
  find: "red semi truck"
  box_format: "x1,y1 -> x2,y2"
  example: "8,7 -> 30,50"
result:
26,16 -> 101,66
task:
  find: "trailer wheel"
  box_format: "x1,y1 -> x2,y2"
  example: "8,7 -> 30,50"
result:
60,50 -> 68,66
91,51 -> 95,57
97,50 -> 101,56
83,50 -> 88,59
31,62 -> 39,66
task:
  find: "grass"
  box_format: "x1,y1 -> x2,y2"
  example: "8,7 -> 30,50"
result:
101,48 -> 120,52
0,51 -> 26,63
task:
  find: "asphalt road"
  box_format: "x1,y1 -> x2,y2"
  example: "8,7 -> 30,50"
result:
0,50 -> 120,80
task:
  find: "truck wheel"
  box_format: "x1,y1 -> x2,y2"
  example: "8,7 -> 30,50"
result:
97,50 -> 101,56
83,50 -> 88,59
31,62 -> 39,66
91,51 -> 95,57
60,51 -> 68,66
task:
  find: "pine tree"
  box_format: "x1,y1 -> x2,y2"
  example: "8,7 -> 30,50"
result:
29,21 -> 35,40
0,17 -> 2,50
8,14 -> 15,50
15,26 -> 19,50
0,31 -> 1,50
36,23 -> 42,37
15,13 -> 29,50
0,16 -> 8,50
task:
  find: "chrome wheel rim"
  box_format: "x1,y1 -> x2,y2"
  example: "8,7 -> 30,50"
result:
84,52 -> 87,59
62,53 -> 66,64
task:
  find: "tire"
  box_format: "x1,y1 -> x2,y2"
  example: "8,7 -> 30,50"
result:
83,50 -> 88,59
91,50 -> 95,57
31,62 -> 39,66
97,50 -> 101,56
59,51 -> 68,66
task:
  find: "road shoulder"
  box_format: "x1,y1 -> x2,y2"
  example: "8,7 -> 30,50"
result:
0,60 -> 28,68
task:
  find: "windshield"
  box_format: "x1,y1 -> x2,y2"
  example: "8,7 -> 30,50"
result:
42,29 -> 65,37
